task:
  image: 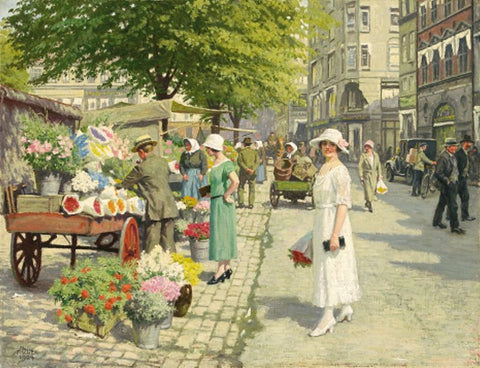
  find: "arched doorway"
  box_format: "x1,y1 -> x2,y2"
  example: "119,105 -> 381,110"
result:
433,103 -> 456,154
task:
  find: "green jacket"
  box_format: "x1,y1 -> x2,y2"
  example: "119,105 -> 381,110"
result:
237,147 -> 260,174
122,154 -> 179,221
413,150 -> 434,171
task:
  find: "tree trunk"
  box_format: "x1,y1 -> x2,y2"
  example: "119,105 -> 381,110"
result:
211,115 -> 220,134
161,118 -> 169,140
232,117 -> 241,143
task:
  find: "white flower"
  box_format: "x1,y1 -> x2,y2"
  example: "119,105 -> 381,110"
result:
176,201 -> 187,210
71,170 -> 98,193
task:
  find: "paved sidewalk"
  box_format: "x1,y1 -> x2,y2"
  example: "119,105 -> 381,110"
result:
0,182 -> 272,368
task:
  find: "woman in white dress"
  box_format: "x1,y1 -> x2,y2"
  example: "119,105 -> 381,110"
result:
309,129 -> 361,337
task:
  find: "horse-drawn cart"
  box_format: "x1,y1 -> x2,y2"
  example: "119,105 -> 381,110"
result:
4,205 -> 140,287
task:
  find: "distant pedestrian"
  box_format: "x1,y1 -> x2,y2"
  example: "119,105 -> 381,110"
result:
469,146 -> 480,182
121,135 -> 179,253
282,142 -> 301,163
432,137 -> 464,234
455,135 -> 476,222
358,140 -> 382,212
255,141 -> 267,184
411,142 -> 436,197
237,137 -> 260,209
179,138 -> 208,199
308,128 -> 361,337
203,134 -> 239,285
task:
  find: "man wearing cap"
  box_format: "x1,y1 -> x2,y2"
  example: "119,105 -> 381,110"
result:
121,134 -> 179,252
432,138 -> 464,234
455,134 -> 476,221
411,142 -> 436,196
237,137 -> 260,209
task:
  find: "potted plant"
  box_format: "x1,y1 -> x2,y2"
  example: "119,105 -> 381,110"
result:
180,196 -> 198,222
171,253 -> 203,317
20,114 -> 82,195
192,200 -> 210,223
48,257 -> 137,338
183,222 -> 210,263
124,289 -> 174,349
174,218 -> 189,242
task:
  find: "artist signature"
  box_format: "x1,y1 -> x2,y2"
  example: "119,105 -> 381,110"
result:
15,346 -> 35,362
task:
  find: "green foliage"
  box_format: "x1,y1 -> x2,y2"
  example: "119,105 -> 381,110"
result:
48,257 -> 139,325
101,157 -> 135,182
20,114 -> 83,174
124,290 -> 174,324
0,22 -> 30,90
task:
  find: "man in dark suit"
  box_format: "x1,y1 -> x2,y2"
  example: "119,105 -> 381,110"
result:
432,138 -> 464,234
455,134 -> 476,222
122,134 -> 179,253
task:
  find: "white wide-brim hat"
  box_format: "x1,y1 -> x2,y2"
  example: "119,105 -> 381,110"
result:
309,128 -> 349,154
204,134 -> 224,151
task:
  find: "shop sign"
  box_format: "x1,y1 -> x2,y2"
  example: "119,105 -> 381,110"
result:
433,103 -> 455,124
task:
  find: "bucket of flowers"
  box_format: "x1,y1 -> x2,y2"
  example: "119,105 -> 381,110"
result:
19,114 -> 83,195
183,222 -> 210,263
48,256 -> 138,338
192,200 -> 210,223
136,246 -> 185,329
180,196 -> 198,222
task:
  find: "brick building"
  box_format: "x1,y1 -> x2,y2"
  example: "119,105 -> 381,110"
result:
416,0 -> 474,149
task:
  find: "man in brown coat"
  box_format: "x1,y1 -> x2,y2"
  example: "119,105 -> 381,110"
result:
122,135 -> 179,253
237,137 -> 260,209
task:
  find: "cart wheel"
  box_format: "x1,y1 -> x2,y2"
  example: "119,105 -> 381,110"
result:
95,233 -> 119,249
10,232 -> 42,287
119,217 -> 140,264
269,183 -> 279,209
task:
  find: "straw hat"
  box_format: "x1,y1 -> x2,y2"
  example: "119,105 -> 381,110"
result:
132,134 -> 157,152
309,128 -> 349,154
204,134 -> 224,151
444,137 -> 457,146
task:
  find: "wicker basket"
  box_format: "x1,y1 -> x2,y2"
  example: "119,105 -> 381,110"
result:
274,159 -> 293,181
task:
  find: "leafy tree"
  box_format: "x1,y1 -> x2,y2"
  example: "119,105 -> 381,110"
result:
0,22 -> 30,91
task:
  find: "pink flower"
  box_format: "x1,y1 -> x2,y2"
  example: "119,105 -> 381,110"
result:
337,138 -> 349,149
141,276 -> 181,302
166,140 -> 173,146
43,142 -> 52,152
20,136 -> 27,143
52,148 -> 59,155
165,148 -> 172,155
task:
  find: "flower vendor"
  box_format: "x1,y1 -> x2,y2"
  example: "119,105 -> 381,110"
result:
120,135 -> 179,253
179,138 -> 209,199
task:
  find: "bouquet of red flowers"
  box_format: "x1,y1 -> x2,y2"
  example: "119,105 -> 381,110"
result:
183,222 -> 210,240
288,231 -> 312,268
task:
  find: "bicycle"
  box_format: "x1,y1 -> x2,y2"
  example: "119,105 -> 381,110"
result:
420,164 -> 437,199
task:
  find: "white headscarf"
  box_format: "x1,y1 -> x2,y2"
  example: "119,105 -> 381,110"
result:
184,138 -> 200,154
285,142 -> 297,159
255,141 -> 263,149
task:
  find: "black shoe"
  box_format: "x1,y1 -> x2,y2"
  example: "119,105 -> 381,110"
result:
207,273 -> 226,285
248,205 -> 254,209
451,227 -> 466,234
237,204 -> 245,209
433,223 -> 447,229
224,268 -> 233,279
462,216 -> 476,221
411,192 -> 418,197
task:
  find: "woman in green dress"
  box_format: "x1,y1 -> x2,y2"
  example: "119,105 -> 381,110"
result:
203,134 -> 239,285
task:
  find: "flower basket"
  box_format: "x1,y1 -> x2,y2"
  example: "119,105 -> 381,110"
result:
69,310 -> 123,338
174,284 -> 193,317
189,238 -> 209,263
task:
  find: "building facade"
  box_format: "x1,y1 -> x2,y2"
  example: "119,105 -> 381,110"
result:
307,0 -> 400,161
399,0 -> 418,138
417,0 -> 474,149
473,0 -> 480,144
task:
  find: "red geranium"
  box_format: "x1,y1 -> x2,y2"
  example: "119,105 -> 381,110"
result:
121,284 -> 131,293
114,273 -> 123,281
64,315 -> 72,323
84,304 -> 96,315
183,222 -> 210,240
61,277 -> 68,285
56,309 -> 62,316
104,302 -> 113,311
81,289 -> 90,298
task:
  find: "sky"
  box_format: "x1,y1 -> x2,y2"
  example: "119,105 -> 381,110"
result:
0,0 -> 17,20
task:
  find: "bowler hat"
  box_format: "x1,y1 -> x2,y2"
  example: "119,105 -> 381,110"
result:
242,137 -> 252,146
419,142 -> 428,147
132,134 -> 157,152
460,134 -> 474,144
444,137 -> 457,146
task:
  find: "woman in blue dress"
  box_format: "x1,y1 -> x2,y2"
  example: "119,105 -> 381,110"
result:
203,134 -> 239,285
179,138 -> 208,199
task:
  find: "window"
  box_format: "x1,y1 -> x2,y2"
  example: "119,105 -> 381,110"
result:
431,0 -> 437,23
401,35 -> 408,63
421,55 -> 428,84
444,0 -> 452,16
360,7 -> 370,32
327,52 -> 335,78
432,50 -> 440,81
388,40 -> 399,69
347,46 -> 357,69
361,45 -> 370,68
420,6 -> 427,28
346,4 -> 356,31
458,37 -> 468,73
409,32 -> 415,61
445,44 -> 453,77
457,0 -> 465,8
409,75 -> 415,91
401,0 -> 410,16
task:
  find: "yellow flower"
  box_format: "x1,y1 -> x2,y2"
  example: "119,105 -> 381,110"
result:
171,253 -> 203,286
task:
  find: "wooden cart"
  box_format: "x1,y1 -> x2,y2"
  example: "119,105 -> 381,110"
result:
269,180 -> 315,209
4,212 -> 140,287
